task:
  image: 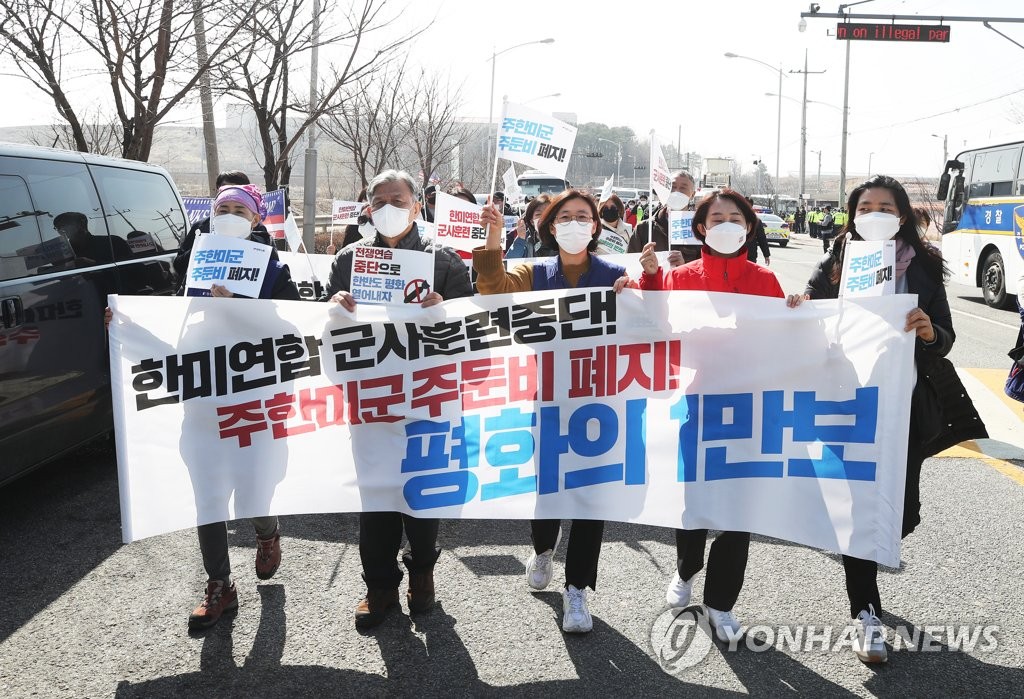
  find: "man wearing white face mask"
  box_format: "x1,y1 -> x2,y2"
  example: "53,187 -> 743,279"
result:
637,189 -> 785,644
473,188 -> 629,635
627,171 -> 701,266
321,169 -> 473,630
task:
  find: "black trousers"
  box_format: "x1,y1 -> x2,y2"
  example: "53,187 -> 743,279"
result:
676,529 -> 750,612
531,519 -> 604,590
359,512 -> 440,590
842,435 -> 926,618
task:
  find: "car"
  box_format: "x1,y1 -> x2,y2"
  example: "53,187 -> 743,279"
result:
0,143 -> 185,485
758,213 -> 790,247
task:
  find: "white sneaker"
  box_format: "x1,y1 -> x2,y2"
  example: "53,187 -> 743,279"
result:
854,605 -> 888,663
561,585 -> 593,633
706,606 -> 743,643
665,572 -> 694,607
525,527 -> 561,590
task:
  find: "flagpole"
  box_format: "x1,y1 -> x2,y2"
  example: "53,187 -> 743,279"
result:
488,98 -> 507,202
648,129 -> 655,245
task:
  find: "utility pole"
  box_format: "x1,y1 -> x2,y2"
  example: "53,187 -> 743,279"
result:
192,1 -> 219,194
301,0 -> 321,253
789,50 -> 825,206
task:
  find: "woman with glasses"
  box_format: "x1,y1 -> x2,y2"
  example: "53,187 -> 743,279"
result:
473,188 -> 626,635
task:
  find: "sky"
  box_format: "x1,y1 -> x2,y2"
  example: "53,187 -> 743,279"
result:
2,0 -> 1022,184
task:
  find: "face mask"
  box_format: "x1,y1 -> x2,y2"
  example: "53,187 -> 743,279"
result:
666,191 -> 690,211
600,207 -> 619,223
554,220 -> 594,254
855,212 -> 901,241
211,213 -> 253,239
372,204 -> 413,238
639,199 -> 648,206
358,221 -> 376,238
703,221 -> 748,255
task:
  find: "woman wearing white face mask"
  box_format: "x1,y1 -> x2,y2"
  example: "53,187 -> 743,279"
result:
637,189 -> 785,644
786,175 -> 985,664
473,188 -> 628,635
506,193 -> 556,258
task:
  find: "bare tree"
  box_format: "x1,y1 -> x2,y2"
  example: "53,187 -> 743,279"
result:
29,107 -> 122,156
320,59 -> 412,190
217,0 -> 425,192
0,0 -> 251,161
404,69 -> 471,190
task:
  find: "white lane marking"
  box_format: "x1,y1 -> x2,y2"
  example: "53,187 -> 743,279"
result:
950,307 -> 1018,331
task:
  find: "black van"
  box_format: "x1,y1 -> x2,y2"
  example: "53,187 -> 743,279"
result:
0,143 -> 185,485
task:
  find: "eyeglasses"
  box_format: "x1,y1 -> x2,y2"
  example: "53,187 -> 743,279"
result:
555,214 -> 594,224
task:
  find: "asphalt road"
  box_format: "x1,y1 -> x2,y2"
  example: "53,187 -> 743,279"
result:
2,235 -> 1023,697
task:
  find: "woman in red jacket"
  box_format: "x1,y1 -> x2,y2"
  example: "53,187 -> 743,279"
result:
637,189 -> 784,643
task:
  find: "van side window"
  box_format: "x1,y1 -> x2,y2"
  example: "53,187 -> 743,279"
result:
4,156 -> 112,271
91,166 -> 186,258
0,175 -> 47,281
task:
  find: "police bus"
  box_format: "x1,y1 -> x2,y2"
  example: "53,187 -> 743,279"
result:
937,141 -> 1024,308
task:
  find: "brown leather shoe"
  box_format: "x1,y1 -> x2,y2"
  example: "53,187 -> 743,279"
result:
354,587 -> 399,629
407,568 -> 436,614
255,529 -> 281,580
188,580 -> 238,631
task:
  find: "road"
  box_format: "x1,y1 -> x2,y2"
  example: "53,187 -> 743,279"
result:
2,234 -> 1023,697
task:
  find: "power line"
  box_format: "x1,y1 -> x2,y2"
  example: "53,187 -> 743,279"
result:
851,84 -> 1024,135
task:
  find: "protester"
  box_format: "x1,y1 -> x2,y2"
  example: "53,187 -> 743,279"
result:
819,205 -> 836,252
795,206 -> 806,234
506,193 -> 557,258
322,169 -> 473,629
108,183 -> 301,631
745,197 -> 771,267
914,206 -> 942,244
627,171 -> 700,265
786,174 -> 986,663
594,194 -> 633,255
423,184 -> 438,223
632,194 -> 649,224
624,199 -> 638,228
635,189 -> 784,643
473,188 -> 626,634
173,171 -> 275,291
327,186 -> 371,255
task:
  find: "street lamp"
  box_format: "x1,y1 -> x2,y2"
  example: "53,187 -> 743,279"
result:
868,151 -> 875,175
836,0 -> 877,206
725,52 -> 784,210
597,137 -> 622,182
789,50 -> 826,206
931,133 -> 948,166
523,92 -> 561,104
486,38 -> 555,182
622,154 -> 636,186
810,149 -> 822,193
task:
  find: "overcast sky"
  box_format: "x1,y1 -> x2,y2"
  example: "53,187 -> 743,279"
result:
2,0 -> 1021,182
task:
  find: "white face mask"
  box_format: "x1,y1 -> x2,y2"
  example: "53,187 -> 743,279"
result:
855,211 -> 901,241
211,213 -> 253,239
554,220 -> 594,254
372,204 -> 413,238
703,221 -> 748,255
358,221 -> 376,238
666,191 -> 690,211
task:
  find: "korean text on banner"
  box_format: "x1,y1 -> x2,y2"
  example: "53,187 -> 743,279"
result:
332,200 -> 362,226
183,234 -> 273,297
650,134 -> 672,206
278,251 -> 334,301
840,240 -> 896,297
497,102 -> 578,179
434,191 -> 486,253
349,246 -> 434,305
183,197 -> 213,227
110,291 -> 916,567
669,210 -> 697,245
263,189 -> 287,240
596,228 -> 629,255
506,252 -> 672,279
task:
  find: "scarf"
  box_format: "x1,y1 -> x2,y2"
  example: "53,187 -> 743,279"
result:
895,238 -> 916,279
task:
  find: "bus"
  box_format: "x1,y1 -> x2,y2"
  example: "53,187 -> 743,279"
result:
516,170 -> 571,201
749,194 -> 799,217
937,141 -> 1024,308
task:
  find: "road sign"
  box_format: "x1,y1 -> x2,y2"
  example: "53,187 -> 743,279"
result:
836,22 -> 951,42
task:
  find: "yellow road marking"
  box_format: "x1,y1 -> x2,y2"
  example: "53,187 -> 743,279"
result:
964,367 -> 1024,419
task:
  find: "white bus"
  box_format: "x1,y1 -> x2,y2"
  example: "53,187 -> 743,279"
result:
937,141 -> 1024,308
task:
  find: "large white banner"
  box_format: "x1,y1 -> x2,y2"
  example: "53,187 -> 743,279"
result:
505,252 -> 673,280
110,291 -> 917,565
278,251 -> 334,301
496,102 -> 578,179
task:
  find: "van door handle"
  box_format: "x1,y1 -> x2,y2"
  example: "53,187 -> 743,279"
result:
1,296 -> 23,329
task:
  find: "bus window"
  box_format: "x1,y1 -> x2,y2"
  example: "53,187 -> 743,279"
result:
971,146 -> 1019,197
